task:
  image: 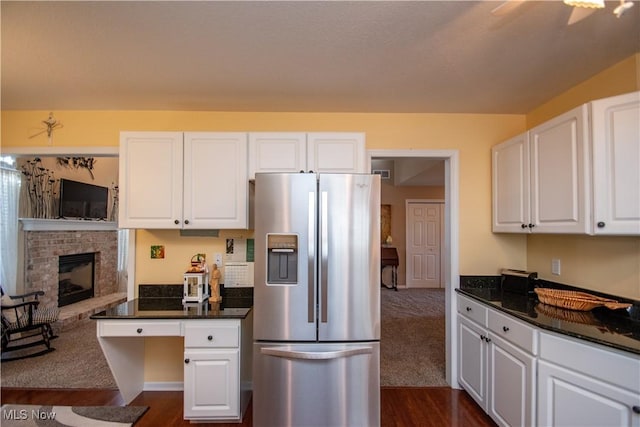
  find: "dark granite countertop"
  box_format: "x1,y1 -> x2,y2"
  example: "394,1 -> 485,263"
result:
457,285 -> 640,356
91,297 -> 252,320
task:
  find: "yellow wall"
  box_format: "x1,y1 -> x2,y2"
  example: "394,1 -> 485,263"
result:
2,111 -> 528,282
3,53 -> 638,383
524,54 -> 640,299
2,111 -> 526,383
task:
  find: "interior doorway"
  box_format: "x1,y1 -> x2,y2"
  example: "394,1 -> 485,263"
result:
368,149 -> 459,388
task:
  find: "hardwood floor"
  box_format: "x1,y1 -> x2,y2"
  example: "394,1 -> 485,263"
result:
1,387 -> 496,426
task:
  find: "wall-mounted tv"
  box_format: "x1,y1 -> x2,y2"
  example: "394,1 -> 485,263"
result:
59,179 -> 108,220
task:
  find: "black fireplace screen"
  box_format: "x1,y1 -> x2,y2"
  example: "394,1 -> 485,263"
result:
58,252 -> 95,307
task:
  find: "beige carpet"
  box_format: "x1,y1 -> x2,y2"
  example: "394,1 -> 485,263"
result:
1,320 -> 117,389
2,289 -> 445,389
381,287 -> 447,387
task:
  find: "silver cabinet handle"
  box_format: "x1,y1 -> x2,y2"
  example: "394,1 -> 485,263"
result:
261,346 -> 373,360
308,192 -> 315,324
320,191 -> 328,323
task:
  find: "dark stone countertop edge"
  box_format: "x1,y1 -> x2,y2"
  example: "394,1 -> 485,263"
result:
90,311 -> 252,321
456,288 -> 639,356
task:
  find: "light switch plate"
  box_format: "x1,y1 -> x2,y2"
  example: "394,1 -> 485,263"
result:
551,258 -> 561,276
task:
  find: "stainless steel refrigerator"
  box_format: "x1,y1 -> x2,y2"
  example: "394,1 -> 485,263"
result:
253,172 -> 381,427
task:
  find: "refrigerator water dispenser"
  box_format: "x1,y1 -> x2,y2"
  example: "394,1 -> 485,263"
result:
267,234 -> 298,284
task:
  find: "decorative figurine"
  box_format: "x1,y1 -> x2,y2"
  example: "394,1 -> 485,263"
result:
209,263 -> 222,303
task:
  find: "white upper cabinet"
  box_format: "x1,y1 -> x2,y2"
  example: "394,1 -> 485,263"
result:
307,132 -> 366,174
492,132 -> 531,233
492,105 -> 590,234
248,133 -> 307,178
119,132 -> 248,229
529,105 -> 590,234
590,91 -> 640,235
119,132 -> 184,229
184,132 -> 248,229
249,132 -> 366,178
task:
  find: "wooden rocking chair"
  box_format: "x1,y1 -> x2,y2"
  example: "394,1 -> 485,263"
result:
1,288 -> 59,361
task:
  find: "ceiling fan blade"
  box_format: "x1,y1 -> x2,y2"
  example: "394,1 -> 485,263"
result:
491,0 -> 529,16
567,6 -> 596,25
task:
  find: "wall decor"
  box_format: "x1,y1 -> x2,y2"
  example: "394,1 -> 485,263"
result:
150,245 -> 165,259
56,156 -> 97,179
381,204 -> 391,244
20,157 -> 57,219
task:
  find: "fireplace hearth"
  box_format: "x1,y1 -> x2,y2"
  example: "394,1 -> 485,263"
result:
58,253 -> 95,307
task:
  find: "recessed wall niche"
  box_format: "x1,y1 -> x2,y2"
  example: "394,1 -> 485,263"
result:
16,156 -> 119,220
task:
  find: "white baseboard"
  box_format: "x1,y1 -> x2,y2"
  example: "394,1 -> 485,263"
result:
143,381 -> 183,391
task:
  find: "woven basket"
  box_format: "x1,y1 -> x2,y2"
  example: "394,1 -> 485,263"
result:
535,303 -> 597,324
534,288 -> 631,312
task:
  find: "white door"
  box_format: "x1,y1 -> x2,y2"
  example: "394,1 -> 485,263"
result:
406,201 -> 441,288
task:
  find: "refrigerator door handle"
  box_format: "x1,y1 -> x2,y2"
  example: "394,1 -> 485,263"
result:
261,346 -> 373,360
308,192 -> 315,324
320,191 -> 329,323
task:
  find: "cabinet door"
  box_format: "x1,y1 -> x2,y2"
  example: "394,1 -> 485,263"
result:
184,133 -> 248,229
488,334 -> 536,427
591,91 -> 640,235
492,132 -> 531,232
538,360 -> 640,427
529,105 -> 590,233
307,132 -> 366,173
248,132 -> 307,178
184,348 -> 240,420
458,316 -> 488,410
119,132 -> 183,228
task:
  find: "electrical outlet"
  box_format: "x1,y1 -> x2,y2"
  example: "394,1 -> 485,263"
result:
214,253 -> 223,267
551,258 -> 561,276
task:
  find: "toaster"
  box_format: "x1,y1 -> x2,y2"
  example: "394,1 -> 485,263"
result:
500,269 -> 538,295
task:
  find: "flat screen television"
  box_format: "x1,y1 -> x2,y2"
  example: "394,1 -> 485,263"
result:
58,179 -> 108,220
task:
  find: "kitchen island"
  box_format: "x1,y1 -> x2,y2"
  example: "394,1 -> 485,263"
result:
91,296 -> 253,423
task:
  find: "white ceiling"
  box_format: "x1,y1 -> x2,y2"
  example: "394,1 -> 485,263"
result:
2,1 -> 639,114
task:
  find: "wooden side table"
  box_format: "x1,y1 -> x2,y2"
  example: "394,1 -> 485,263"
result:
381,247 -> 399,291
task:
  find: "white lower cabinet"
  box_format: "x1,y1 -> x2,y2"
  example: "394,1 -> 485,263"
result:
184,348 -> 240,420
458,294 -> 640,427
183,320 -> 246,422
537,332 -> 640,427
457,294 -> 537,427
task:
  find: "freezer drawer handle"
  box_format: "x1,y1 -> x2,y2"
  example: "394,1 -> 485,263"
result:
261,346 -> 373,360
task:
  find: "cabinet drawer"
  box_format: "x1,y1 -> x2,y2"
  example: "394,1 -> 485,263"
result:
99,320 -> 182,337
457,294 -> 487,326
540,332 -> 640,392
488,309 -> 537,355
184,322 -> 239,348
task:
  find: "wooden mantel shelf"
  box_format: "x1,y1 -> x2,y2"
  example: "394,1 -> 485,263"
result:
20,218 -> 118,231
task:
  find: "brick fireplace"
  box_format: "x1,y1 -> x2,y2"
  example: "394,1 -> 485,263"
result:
22,223 -> 118,312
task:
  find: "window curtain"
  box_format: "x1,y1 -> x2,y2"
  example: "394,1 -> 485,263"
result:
0,167 -> 22,294
117,229 -> 129,293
